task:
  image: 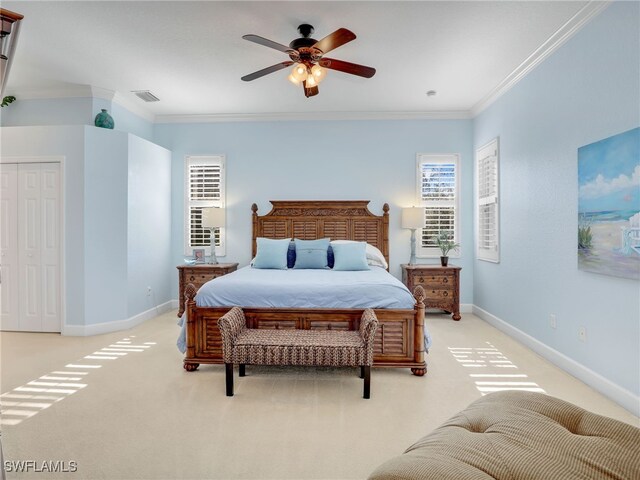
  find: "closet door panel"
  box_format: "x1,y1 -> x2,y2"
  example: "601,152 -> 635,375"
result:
18,164 -> 43,331
41,164 -> 61,331
0,165 -> 18,330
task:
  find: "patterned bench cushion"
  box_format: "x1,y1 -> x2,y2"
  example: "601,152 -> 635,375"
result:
233,329 -> 367,367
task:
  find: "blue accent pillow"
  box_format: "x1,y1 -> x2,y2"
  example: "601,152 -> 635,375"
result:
331,242 -> 370,271
252,237 -> 291,269
293,238 -> 330,269
327,245 -> 334,268
287,241 -> 296,268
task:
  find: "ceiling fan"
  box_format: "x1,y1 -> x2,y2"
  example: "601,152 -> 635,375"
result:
241,24 -> 376,98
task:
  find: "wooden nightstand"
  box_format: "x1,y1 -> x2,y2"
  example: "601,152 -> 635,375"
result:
401,264 -> 462,321
176,263 -> 238,317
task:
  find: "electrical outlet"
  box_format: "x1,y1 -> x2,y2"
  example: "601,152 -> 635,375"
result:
549,314 -> 557,329
578,326 -> 587,342
147,286 -> 152,296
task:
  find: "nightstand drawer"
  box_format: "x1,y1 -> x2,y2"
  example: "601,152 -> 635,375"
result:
426,289 -> 453,300
412,273 -> 454,287
186,272 -> 219,284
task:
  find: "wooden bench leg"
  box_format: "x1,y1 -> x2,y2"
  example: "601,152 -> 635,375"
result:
363,366 -> 371,399
360,366 -> 365,379
225,363 -> 234,397
239,364 -> 246,377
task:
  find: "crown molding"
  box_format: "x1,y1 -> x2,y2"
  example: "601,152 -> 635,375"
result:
470,0 -> 611,117
155,110 -> 472,124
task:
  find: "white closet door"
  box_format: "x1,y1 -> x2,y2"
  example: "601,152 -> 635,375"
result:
0,164 -> 19,330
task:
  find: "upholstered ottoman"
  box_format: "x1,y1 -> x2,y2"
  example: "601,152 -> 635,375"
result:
369,390 -> 640,480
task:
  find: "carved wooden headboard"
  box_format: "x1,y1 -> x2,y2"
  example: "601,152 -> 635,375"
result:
251,200 -> 390,267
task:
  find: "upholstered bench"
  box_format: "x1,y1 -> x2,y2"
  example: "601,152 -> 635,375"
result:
218,307 -> 379,398
369,390 -> 640,479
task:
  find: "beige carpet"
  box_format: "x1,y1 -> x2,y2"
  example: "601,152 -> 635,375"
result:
1,310 -> 637,479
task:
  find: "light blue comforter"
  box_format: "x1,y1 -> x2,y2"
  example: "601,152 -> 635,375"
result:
177,266 -> 432,352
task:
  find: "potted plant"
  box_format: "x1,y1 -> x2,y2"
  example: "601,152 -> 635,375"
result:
1,95 -> 16,107
434,231 -> 459,267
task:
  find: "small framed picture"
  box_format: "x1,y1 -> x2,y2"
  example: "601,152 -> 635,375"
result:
193,248 -> 205,264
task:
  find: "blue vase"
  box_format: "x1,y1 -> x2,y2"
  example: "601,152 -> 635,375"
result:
94,109 -> 114,129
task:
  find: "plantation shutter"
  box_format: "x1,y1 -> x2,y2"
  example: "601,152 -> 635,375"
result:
476,139 -> 499,262
417,154 -> 460,254
185,156 -> 225,254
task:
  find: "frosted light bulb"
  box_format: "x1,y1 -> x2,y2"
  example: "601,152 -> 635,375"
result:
311,64 -> 327,84
306,74 -> 317,87
288,73 -> 301,85
290,64 -> 308,82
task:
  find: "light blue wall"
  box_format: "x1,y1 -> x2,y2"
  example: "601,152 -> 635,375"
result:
473,2 -> 640,396
154,119 -> 474,303
0,96 -> 154,142
1,125 -> 87,326
1,124 -> 172,330
127,135 -> 172,316
110,101 -> 155,142
84,128 -> 129,325
0,97 -> 93,127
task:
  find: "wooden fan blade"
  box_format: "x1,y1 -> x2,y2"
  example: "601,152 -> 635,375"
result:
302,80 -> 319,98
241,61 -> 294,81
319,58 -> 376,78
312,28 -> 356,55
242,34 -> 295,54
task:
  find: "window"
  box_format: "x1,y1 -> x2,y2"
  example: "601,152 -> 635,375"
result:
184,155 -> 225,256
476,139 -> 499,262
416,154 -> 460,257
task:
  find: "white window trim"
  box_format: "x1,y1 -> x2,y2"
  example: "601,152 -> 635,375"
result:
183,155 -> 226,257
475,138 -> 500,263
416,153 -> 461,258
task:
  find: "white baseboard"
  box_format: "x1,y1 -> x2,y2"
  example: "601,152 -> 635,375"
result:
460,303 -> 473,313
62,301 -> 173,337
171,299 -> 179,310
473,305 -> 639,417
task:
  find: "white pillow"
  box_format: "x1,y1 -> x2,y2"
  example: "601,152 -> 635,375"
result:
330,240 -> 388,269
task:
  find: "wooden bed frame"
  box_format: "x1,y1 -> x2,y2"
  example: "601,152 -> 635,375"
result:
183,200 -> 427,375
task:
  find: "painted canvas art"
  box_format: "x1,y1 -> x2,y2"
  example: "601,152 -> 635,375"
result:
578,127 -> 640,280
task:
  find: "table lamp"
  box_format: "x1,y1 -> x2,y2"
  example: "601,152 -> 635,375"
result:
201,207 -> 225,264
402,207 -> 425,265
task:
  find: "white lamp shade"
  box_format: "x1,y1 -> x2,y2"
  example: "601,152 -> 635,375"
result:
402,207 -> 425,229
202,207 -> 225,227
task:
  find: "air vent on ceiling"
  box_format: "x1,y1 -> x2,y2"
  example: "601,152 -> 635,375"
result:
131,90 -> 160,102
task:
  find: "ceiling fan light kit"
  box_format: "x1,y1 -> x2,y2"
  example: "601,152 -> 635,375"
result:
241,24 -> 376,98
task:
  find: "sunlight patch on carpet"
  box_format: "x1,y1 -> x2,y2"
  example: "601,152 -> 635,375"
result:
448,342 -> 546,395
1,335 -> 155,426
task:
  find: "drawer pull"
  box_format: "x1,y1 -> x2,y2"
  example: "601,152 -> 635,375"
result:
443,291 -> 448,297
189,276 -> 195,281
443,277 -> 448,283
418,277 -> 424,283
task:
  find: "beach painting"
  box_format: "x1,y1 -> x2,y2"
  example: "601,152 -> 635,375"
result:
578,127 -> 640,280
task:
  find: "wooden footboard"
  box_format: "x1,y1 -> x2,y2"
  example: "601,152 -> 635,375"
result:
183,283 -> 427,376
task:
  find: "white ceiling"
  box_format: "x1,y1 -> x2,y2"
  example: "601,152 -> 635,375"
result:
4,1 -> 600,120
